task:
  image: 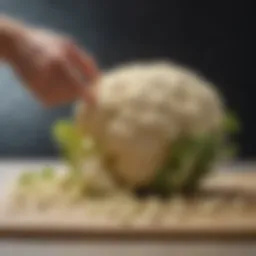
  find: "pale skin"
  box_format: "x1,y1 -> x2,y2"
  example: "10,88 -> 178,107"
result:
0,15 -> 99,107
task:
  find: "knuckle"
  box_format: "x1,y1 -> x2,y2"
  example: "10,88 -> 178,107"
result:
63,37 -> 75,48
63,38 -> 77,54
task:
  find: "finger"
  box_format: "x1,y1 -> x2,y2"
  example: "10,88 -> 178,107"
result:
65,43 -> 100,106
52,60 -> 96,105
66,43 -> 100,82
65,66 -> 97,105
43,86 -> 78,107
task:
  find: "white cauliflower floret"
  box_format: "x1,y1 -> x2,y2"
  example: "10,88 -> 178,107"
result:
75,62 -> 224,189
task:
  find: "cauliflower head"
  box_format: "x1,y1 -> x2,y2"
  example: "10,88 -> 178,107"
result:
74,62 -> 227,193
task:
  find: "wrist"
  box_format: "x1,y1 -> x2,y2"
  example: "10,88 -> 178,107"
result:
0,16 -> 25,60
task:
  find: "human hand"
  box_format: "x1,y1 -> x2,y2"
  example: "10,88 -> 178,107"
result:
1,17 -> 99,107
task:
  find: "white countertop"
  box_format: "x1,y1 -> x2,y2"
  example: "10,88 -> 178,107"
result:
0,159 -> 255,256
0,240 -> 255,256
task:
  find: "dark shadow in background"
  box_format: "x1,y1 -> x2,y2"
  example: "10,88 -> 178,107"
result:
0,0 -> 254,158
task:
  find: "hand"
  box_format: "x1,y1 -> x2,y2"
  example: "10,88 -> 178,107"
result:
1,17 -> 99,107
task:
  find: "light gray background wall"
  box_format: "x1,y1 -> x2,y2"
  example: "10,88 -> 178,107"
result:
0,0 -> 252,157
0,0 -> 153,156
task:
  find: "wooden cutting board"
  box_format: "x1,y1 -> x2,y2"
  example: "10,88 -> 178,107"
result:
0,163 -> 255,241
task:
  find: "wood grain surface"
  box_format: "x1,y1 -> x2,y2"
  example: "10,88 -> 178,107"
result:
0,161 -> 255,241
